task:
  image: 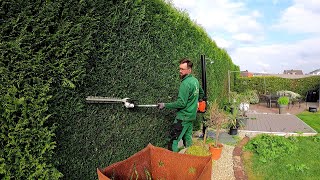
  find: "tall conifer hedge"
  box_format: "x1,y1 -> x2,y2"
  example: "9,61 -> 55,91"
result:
1,0 -> 238,179
234,76 -> 320,96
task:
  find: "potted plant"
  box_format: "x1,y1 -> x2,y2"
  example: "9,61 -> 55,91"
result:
203,101 -> 228,160
277,96 -> 290,114
238,93 -> 250,117
230,91 -> 250,117
227,92 -> 249,135
228,111 -> 238,135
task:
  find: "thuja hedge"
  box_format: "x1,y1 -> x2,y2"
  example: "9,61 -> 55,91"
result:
1,0 -> 97,179
1,0 -> 238,179
234,76 -> 320,96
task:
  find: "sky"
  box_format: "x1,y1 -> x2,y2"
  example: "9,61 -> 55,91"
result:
171,0 -> 320,74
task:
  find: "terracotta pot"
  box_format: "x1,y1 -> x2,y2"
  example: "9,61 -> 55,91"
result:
209,144 -> 223,160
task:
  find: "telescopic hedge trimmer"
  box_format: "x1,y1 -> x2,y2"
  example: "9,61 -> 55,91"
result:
86,55 -> 208,110
85,96 -> 157,109
197,54 -> 207,113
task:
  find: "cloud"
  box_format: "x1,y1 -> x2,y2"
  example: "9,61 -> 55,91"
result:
232,33 -> 255,43
212,36 -> 233,49
251,10 -> 262,18
230,36 -> 320,73
273,0 -> 320,34
172,0 -> 263,35
171,0 -> 320,74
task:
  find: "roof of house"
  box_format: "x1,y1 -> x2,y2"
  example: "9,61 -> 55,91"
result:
253,73 -> 318,79
308,68 -> 320,75
283,69 -> 303,75
240,70 -> 253,77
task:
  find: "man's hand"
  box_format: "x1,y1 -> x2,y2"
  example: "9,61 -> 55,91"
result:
157,103 -> 165,110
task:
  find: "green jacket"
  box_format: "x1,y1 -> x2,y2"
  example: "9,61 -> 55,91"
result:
165,74 -> 204,122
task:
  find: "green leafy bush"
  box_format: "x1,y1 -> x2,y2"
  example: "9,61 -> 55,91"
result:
243,90 -> 259,104
277,90 -> 301,100
277,96 -> 290,105
244,134 -> 297,163
231,90 -> 260,105
186,144 -> 211,157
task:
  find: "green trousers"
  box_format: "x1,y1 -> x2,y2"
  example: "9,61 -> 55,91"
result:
168,120 -> 193,152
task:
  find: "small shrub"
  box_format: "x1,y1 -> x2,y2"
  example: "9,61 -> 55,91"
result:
243,90 -> 259,104
185,145 -> 211,156
277,96 -> 290,105
277,90 -> 301,101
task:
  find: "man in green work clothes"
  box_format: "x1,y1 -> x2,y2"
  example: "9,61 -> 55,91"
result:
158,58 -> 204,152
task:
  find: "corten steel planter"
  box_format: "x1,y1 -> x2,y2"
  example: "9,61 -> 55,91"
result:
279,104 -> 287,114
97,144 -> 212,180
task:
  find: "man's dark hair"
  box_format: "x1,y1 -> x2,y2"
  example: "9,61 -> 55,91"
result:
179,58 -> 193,69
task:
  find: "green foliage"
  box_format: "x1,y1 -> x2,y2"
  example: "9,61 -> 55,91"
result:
230,90 -> 259,105
244,134 -> 297,163
235,76 -> 320,96
1,0 -> 238,179
1,0 -> 92,178
313,135 -> 320,142
244,135 -> 320,179
186,144 -> 211,157
286,163 -> 310,173
0,81 -> 63,179
243,90 -> 259,104
277,96 -> 290,105
277,90 -> 301,101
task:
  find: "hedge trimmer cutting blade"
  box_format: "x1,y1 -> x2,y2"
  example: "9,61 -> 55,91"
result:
85,96 -> 157,109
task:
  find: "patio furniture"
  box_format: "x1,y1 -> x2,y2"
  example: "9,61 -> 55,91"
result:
289,97 -> 303,109
262,94 -> 279,108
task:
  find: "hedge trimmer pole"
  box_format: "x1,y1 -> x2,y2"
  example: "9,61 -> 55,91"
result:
136,104 -> 158,108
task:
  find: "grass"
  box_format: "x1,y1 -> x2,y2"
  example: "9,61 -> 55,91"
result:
296,111 -> 320,132
242,151 -> 264,180
243,110 -> 320,179
244,135 -> 320,180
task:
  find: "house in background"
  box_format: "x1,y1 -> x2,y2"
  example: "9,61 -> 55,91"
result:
240,70 -> 253,77
308,68 -> 320,75
283,69 -> 303,75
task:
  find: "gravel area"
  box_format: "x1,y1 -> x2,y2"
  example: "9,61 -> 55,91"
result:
211,144 -> 235,180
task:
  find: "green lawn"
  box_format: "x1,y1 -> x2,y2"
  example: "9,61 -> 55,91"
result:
244,135 -> 320,180
297,111 -> 320,132
243,111 -> 320,180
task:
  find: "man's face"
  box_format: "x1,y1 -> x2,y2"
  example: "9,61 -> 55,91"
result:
179,63 -> 191,79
